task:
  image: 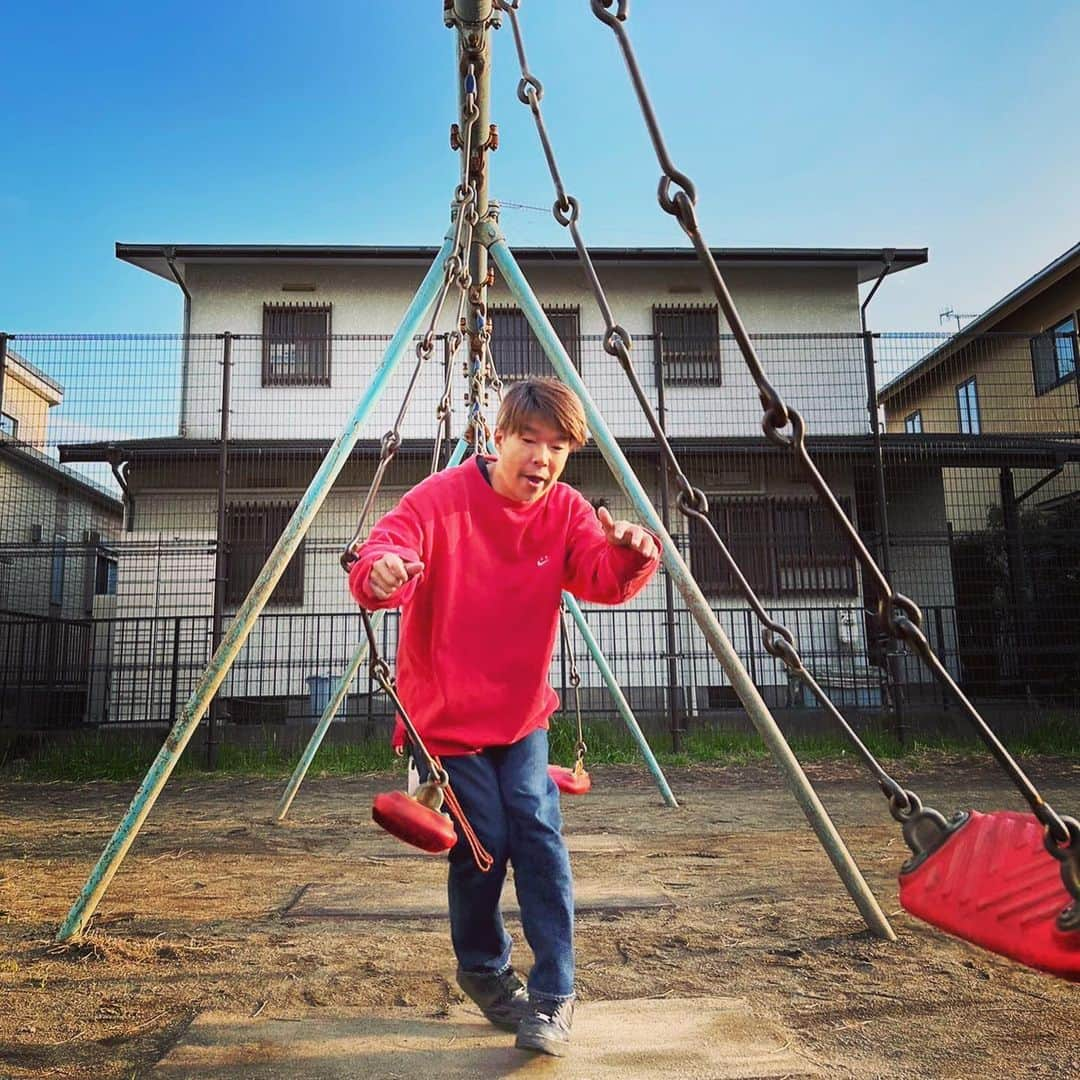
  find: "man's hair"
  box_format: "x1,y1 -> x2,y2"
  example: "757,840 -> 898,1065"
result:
495,377 -> 588,447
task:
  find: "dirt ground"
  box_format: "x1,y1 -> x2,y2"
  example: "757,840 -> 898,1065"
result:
1,755 -> 1078,1079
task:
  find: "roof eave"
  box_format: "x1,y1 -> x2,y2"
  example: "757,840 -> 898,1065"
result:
117,243 -> 928,286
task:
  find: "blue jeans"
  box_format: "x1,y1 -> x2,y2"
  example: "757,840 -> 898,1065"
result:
418,728 -> 575,1002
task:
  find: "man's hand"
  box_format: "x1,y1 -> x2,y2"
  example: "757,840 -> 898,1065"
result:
368,553 -> 425,600
597,506 -> 659,561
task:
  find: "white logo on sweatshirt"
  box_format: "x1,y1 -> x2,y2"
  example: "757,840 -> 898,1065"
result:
536,555 -> 550,567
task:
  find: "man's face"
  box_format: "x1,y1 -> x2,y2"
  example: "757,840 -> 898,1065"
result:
491,421 -> 572,504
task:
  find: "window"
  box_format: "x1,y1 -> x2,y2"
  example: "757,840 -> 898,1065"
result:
904,411 -> 923,434
224,502 -> 304,605
653,305 -> 722,386
488,307 -> 580,381
95,551 -> 118,596
956,377 -> 981,434
688,496 -> 857,597
0,412 -> 16,438
1030,315 -> 1077,394
262,303 -> 331,386
50,535 -> 67,607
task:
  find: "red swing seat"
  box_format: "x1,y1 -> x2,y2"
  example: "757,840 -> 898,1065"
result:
372,790 -> 457,854
548,762 -> 592,795
898,809 -> 1080,982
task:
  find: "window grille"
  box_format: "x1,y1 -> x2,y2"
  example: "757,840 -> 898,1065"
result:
224,502 -> 304,605
262,303 -> 331,387
689,495 -> 857,597
488,306 -> 580,381
653,304 -> 722,385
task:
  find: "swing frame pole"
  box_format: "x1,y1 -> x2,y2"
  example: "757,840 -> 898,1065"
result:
487,231 -> 895,941
275,436 -> 473,822
562,593 -> 678,808
56,232 -> 459,943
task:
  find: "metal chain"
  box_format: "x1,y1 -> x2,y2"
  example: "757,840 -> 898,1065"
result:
432,286 -> 473,471
497,0 -> 920,818
559,602 -> 587,764
340,67 -> 481,571
360,608 -> 447,785
589,0 -> 1079,869
344,59 -> 496,791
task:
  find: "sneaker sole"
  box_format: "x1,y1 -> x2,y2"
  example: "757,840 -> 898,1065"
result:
515,1030 -> 569,1057
480,1007 -> 525,1033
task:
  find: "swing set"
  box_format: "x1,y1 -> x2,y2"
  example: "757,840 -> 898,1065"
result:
54,0 -> 1078,985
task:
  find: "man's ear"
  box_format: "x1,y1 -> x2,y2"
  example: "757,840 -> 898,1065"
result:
493,427 -> 505,450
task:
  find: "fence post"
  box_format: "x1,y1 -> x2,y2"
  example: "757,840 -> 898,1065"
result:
169,616 -> 182,726
652,332 -> 686,749
861,330 -> 905,742
999,467 -> 1033,697
0,334 -> 8,429
207,332 -> 233,769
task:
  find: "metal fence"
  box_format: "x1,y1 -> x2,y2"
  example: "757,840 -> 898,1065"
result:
1,329 -> 1078,752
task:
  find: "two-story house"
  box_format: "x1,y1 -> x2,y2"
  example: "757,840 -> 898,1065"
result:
57,241 -> 936,727
0,344 -> 124,727
878,241 -> 1080,698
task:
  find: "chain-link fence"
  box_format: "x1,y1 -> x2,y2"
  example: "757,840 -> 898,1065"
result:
1,329 -> 1077,754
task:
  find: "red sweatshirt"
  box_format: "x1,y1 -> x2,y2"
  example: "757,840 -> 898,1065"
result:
348,458 -> 659,755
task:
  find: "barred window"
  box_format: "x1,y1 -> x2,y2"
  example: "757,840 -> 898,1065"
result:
653,304 -> 722,386
904,410 -> 923,434
224,502 -> 304,605
489,307 -> 580,381
689,495 -> 857,598
1030,315 -> 1077,395
262,303 -> 331,387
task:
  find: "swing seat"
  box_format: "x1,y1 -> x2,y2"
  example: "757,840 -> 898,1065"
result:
898,809 -> 1080,982
372,790 -> 457,853
548,763 -> 591,795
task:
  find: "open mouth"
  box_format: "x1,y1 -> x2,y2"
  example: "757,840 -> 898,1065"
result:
523,474 -> 546,490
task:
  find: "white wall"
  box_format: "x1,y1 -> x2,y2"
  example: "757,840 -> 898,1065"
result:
180,259 -> 867,442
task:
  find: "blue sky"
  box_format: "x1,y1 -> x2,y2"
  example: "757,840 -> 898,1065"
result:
3,0 -> 1079,333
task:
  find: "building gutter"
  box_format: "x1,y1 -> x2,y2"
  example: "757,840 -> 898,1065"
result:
164,247 -> 193,437
109,457 -> 134,532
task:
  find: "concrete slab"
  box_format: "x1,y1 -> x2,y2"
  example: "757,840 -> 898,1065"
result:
564,832 -> 635,854
283,878 -> 674,920
153,999 -> 823,1078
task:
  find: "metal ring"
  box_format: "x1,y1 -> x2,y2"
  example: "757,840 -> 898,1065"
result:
670,189 -> 699,234
517,74 -> 543,106
760,402 -> 794,447
1043,814 -> 1080,857
657,171 -> 698,217
553,195 -> 580,227
888,787 -> 922,824
886,594 -> 924,639
602,324 -> 632,357
590,0 -> 628,27
339,547 -> 358,573
675,486 -> 708,516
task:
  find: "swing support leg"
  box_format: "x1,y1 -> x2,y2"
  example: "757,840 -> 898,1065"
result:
55,232 -> 459,943
275,436 -> 473,821
488,233 -> 895,942
561,594 -> 678,808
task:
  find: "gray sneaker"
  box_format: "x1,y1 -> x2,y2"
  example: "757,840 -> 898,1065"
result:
515,997 -> 574,1057
455,967 -> 529,1031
